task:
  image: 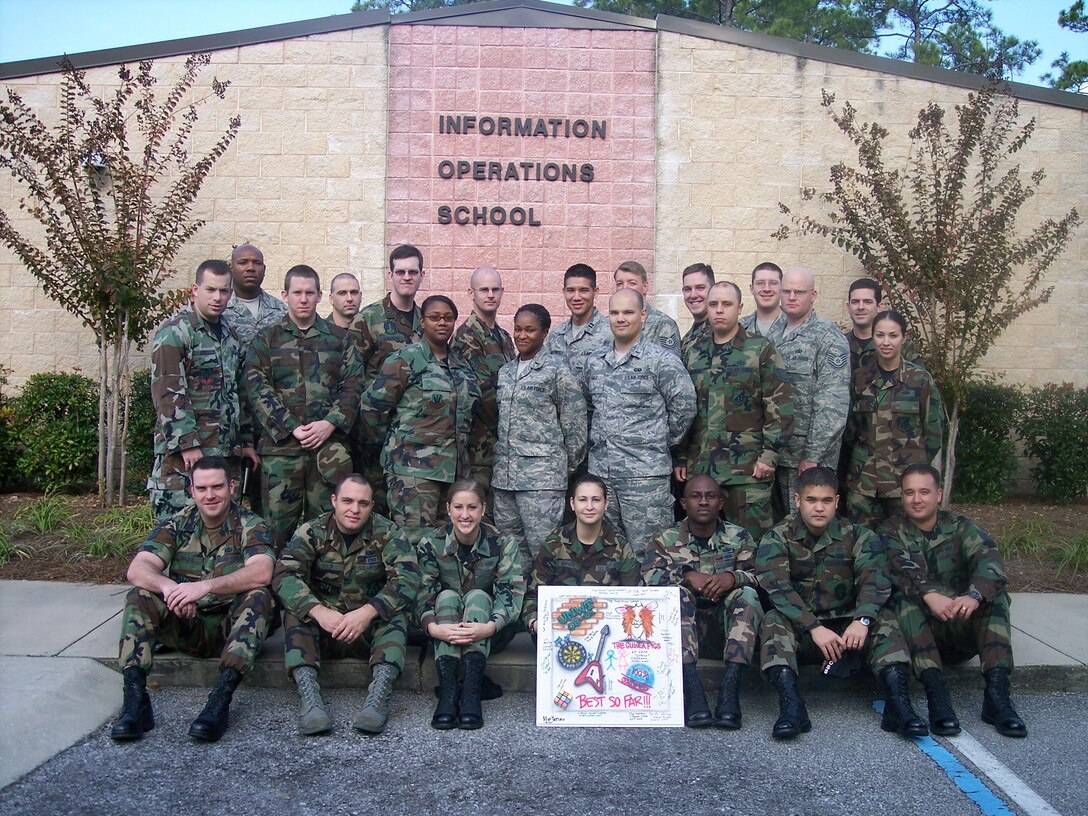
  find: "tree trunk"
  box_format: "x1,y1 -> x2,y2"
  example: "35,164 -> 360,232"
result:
117,316 -> 132,505
97,344 -> 108,507
941,395 -> 961,509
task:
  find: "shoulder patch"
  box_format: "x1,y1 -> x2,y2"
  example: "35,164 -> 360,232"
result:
827,350 -> 849,370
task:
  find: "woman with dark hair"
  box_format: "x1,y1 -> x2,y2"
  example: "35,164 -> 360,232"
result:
521,473 -> 640,637
492,303 -> 588,577
362,295 -> 480,539
416,479 -> 525,730
845,310 -> 944,527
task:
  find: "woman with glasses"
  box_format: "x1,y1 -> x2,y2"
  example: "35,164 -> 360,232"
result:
362,295 -> 481,540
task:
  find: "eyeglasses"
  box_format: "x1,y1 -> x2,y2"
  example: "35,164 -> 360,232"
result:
424,314 -> 456,323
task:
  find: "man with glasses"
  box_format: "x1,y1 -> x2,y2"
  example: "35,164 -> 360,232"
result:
740,262 -> 786,339
349,245 -> 426,510
451,266 -> 515,503
766,267 -> 849,517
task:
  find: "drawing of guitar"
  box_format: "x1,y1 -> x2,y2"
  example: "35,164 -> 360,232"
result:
574,624 -> 610,694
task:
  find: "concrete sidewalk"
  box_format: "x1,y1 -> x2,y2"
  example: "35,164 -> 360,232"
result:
2,579 -> 1086,789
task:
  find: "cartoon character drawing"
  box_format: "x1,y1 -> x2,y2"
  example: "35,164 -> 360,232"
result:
617,601 -> 657,641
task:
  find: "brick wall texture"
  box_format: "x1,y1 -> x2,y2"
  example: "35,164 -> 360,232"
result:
1,21 -> 1085,389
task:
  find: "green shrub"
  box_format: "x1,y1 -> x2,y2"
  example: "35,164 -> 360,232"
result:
14,492 -> 70,534
126,369 -> 155,479
11,371 -> 99,491
1016,383 -> 1088,503
996,518 -> 1053,560
0,366 -> 21,491
953,381 -> 1021,504
1057,534 -> 1088,578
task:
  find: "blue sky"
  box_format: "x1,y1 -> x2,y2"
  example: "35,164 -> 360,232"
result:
0,0 -> 1082,87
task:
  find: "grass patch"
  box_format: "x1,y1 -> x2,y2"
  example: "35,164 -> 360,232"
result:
1057,535 -> 1088,578
14,492 -> 70,534
996,517 -> 1054,560
0,524 -> 31,565
97,504 -> 153,539
63,501 -> 149,560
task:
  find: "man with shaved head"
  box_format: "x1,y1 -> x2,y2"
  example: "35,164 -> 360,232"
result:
677,280 -> 792,539
328,273 -> 362,330
221,243 -> 288,346
644,475 -> 763,729
581,288 -> 696,561
765,267 -> 850,517
450,266 -> 516,501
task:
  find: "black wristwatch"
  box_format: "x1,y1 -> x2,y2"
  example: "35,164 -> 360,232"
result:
857,616 -> 873,627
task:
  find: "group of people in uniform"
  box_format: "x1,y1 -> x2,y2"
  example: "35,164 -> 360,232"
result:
109,243 -> 1026,745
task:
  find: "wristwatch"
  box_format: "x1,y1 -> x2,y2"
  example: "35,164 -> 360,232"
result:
968,589 -> 984,603
857,616 -> 873,627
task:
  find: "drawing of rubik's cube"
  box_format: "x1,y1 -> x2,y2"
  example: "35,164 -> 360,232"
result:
553,687 -> 573,709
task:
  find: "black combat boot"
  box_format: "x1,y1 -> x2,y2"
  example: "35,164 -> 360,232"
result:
713,662 -> 745,729
458,652 -> 486,730
767,666 -> 811,740
189,667 -> 242,742
982,667 -> 1027,738
682,662 -> 713,728
879,664 -> 929,738
920,667 -> 961,736
431,656 -> 460,730
110,666 -> 154,742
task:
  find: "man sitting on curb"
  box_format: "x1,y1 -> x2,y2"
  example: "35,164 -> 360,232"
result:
644,475 -> 763,730
756,466 -> 927,741
882,463 -> 1026,738
111,456 -> 275,743
273,474 -> 419,735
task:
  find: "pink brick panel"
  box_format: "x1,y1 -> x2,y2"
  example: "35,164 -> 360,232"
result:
386,25 -> 657,326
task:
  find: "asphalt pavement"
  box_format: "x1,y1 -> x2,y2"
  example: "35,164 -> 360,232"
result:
1,579 -> 1086,814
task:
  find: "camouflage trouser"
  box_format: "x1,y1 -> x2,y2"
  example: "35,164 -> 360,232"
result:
282,610 -> 408,675
147,453 -> 243,522
354,442 -> 389,517
118,586 -> 273,674
261,454 -> 333,550
604,476 -> 674,563
469,464 -> 494,522
719,479 -> 774,540
432,588 -> 495,659
772,466 -> 799,520
759,608 -> 910,674
845,491 -> 900,529
386,473 -> 447,544
492,487 -> 566,578
680,584 -> 763,665
889,592 -> 1013,675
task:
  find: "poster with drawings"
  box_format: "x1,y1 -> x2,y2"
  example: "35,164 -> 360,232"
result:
535,585 -> 683,727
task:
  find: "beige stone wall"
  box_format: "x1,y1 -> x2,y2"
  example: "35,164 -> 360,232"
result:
655,31 -> 1088,388
0,27 -> 389,388
2,22 -> 1085,390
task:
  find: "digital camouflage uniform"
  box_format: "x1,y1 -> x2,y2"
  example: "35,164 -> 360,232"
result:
766,312 -> 850,516
450,312 -> 516,499
679,325 -> 794,538
220,290 -> 288,347
416,522 -> 526,659
245,315 -> 363,549
273,510 -> 420,675
348,295 -> 422,511
147,306 -> 251,520
582,336 -> 697,561
880,512 -> 1012,676
645,519 -> 763,665
680,319 -> 708,359
522,520 -> 639,630
541,308 -> 612,379
642,305 -> 682,356
118,503 -> 275,675
361,341 -> 480,538
492,352 -> 588,575
739,311 -> 786,339
756,514 -> 909,673
845,359 -> 944,526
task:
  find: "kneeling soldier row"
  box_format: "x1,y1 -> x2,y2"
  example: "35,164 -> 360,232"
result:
111,458 -> 1025,742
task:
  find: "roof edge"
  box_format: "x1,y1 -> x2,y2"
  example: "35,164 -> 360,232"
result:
0,9 -> 389,80
395,0 -> 655,30
657,14 -> 1088,113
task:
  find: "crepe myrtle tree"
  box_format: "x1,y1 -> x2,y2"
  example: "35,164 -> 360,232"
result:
0,53 -> 240,505
775,83 -> 1080,504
